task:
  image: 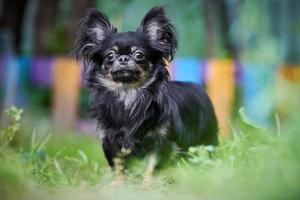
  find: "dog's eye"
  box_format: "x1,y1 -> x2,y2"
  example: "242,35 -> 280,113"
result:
133,52 -> 145,61
105,52 -> 115,62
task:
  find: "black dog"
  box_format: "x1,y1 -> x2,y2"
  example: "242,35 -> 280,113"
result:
74,6 -> 218,181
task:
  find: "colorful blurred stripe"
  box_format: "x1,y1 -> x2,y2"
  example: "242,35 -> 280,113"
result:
0,55 -> 299,133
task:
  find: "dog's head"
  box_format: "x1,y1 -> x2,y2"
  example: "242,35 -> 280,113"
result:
74,6 -> 177,90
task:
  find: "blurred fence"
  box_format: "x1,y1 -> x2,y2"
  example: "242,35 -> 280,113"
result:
1,55 -> 299,136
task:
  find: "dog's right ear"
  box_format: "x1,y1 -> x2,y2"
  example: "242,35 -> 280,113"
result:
74,9 -> 116,61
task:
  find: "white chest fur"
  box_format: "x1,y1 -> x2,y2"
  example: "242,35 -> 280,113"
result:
117,88 -> 140,109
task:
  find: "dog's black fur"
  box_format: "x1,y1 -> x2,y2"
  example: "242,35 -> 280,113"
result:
74,6 -> 218,168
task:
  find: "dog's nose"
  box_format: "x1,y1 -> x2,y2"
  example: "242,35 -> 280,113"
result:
118,55 -> 130,65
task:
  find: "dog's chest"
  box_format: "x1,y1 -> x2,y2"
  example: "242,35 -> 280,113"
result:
95,89 -> 170,145
117,89 -> 140,110
97,88 -> 165,133
99,89 -> 148,126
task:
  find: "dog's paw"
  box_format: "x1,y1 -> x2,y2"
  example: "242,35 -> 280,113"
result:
110,175 -> 124,187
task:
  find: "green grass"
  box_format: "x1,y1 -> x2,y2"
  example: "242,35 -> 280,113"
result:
1,106 -> 300,200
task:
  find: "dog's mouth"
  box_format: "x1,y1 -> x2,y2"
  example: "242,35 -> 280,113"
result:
110,69 -> 141,83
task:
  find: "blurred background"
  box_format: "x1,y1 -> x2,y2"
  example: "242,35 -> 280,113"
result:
0,0 -> 299,137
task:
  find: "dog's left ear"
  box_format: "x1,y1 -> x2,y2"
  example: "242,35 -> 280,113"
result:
137,6 -> 178,61
74,9 -> 117,61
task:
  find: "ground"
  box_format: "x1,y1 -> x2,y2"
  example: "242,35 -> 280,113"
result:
0,106 -> 300,200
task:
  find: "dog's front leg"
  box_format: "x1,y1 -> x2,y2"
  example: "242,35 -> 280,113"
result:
102,136 -> 131,186
111,147 -> 131,186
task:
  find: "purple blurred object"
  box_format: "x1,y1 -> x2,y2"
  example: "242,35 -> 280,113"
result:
235,61 -> 244,85
30,57 -> 53,87
201,60 -> 208,84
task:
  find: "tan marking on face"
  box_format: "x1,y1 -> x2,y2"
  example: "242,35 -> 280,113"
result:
112,46 -> 119,52
131,46 -> 138,53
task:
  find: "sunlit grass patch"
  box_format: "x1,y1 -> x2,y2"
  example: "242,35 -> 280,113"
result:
0,106 -> 300,200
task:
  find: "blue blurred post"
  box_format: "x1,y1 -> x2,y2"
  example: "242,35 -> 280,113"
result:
172,58 -> 204,84
17,56 -> 30,106
2,54 -> 19,109
243,64 -> 276,126
0,30 -> 19,114
0,56 -> 3,84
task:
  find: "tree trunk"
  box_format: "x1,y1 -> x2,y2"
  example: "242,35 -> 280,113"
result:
0,0 -> 28,53
203,0 -> 215,58
33,0 -> 59,56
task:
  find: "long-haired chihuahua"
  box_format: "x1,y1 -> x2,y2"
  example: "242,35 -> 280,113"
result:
74,6 -> 218,186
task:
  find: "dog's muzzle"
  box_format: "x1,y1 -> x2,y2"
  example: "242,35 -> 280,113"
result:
111,68 -> 141,83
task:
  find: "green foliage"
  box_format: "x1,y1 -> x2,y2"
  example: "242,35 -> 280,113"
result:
96,0 -> 205,57
231,0 -> 281,64
0,107 -> 106,197
47,25 -> 71,55
0,106 -> 300,199
95,0 -> 294,60
0,107 -> 23,148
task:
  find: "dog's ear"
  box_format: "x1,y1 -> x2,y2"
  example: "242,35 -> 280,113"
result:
137,6 -> 178,61
74,9 -> 117,61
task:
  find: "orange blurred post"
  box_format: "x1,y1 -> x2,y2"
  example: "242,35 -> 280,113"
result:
53,57 -> 80,129
276,65 -> 300,120
279,65 -> 300,82
206,59 -> 235,137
